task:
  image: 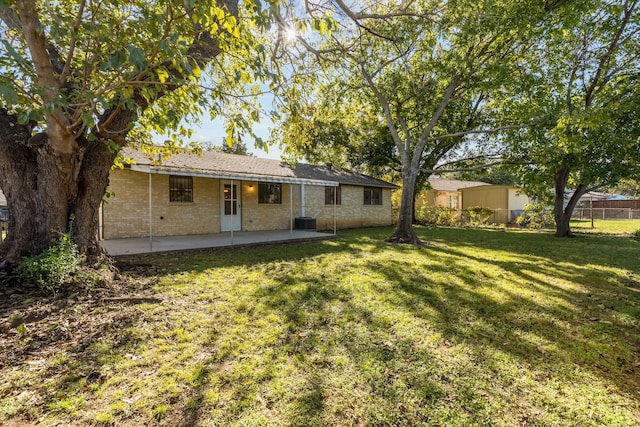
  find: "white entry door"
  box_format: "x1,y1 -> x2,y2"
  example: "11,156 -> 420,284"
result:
221,180 -> 241,231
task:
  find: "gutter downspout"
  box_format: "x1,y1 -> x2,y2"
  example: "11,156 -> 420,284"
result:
231,179 -> 234,245
333,186 -> 337,235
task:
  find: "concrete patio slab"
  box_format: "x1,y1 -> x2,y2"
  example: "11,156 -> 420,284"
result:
100,230 -> 336,256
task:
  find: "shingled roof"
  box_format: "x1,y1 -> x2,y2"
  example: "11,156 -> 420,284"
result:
427,178 -> 487,192
120,148 -> 398,189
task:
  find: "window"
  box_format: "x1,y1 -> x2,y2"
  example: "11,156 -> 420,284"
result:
169,175 -> 193,203
364,187 -> 382,205
223,183 -> 238,215
325,186 -> 341,205
258,182 -> 282,204
446,195 -> 458,209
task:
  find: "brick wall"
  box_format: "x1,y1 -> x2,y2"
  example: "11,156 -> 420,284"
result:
103,170 -> 394,239
103,170 -> 219,239
304,184 -> 394,230
240,181 -> 301,231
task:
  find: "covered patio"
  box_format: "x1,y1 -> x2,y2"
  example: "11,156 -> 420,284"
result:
100,229 -> 336,256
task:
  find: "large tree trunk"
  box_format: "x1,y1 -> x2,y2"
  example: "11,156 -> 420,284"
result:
0,110 -> 46,263
553,166 -> 588,238
0,1 -> 238,271
0,109 -> 114,266
388,171 -> 421,244
72,140 -> 117,264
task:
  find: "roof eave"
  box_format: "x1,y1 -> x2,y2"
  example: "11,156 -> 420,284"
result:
127,164 -> 339,186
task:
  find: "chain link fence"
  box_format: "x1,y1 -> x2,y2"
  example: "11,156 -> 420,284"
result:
412,206 -> 640,228
571,208 -> 640,220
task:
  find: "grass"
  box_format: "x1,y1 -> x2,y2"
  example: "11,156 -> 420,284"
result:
1,226 -> 639,426
571,218 -> 640,235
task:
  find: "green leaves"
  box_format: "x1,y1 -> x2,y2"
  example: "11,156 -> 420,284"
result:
126,45 -> 147,72
0,81 -> 19,105
1,40 -> 28,67
310,16 -> 334,36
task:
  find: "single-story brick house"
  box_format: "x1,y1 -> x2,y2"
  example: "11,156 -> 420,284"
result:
99,148 -> 398,239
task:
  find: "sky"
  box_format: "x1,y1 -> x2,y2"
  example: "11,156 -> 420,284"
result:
152,115 -> 284,160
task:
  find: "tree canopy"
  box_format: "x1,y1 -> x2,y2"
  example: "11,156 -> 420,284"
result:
0,0 -> 279,264
505,0 -> 640,236
273,0 -> 567,242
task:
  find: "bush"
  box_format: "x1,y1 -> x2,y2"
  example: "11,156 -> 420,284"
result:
634,229 -> 640,238
462,207 -> 494,226
517,204 -> 555,229
415,206 -> 459,226
15,232 -> 82,292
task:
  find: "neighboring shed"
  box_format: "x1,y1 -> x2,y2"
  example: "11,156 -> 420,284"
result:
416,178 -> 487,209
460,184 -> 531,224
100,148 -> 398,239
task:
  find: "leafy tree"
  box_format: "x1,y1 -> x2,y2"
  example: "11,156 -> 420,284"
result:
608,178 -> 640,198
210,138 -> 253,155
274,0 -> 560,243
276,99 -> 400,180
507,0 -> 640,237
0,0 -> 272,266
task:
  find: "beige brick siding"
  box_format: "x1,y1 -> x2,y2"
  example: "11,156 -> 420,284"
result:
304,184 -> 393,230
103,170 -> 394,239
240,181 -> 301,231
103,169 -> 219,239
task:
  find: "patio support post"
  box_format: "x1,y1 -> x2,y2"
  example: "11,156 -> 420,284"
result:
231,179 -> 234,245
290,184 -> 293,233
148,170 -> 153,252
333,187 -> 338,234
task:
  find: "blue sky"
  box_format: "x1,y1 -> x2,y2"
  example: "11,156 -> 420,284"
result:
152,115 -> 284,160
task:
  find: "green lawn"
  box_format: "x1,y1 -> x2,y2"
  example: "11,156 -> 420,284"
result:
571,219 -> 640,235
1,227 -> 639,426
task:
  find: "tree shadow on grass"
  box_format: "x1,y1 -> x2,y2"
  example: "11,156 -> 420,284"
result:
366,243 -> 640,402
3,226 -> 639,425
120,227 -> 640,425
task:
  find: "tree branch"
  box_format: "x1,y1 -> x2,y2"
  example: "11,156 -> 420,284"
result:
333,0 -> 399,42
14,1 -> 60,97
333,0 -> 437,22
412,76 -> 460,169
423,123 -> 534,143
358,63 -> 407,162
59,0 -> 86,85
584,0 -> 638,107
95,0 -> 239,144
422,160 -> 503,174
